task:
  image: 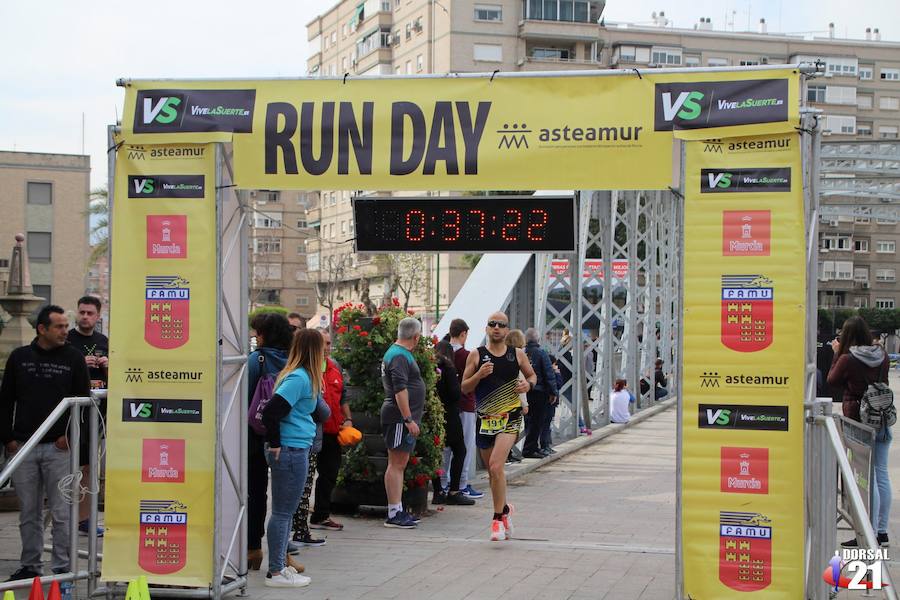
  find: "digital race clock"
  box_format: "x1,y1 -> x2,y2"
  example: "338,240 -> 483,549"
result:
352,196 -> 575,253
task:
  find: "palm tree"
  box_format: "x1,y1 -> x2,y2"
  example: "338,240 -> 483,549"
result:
87,187 -> 108,266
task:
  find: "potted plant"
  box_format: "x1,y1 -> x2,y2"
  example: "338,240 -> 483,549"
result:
332,300 -> 445,514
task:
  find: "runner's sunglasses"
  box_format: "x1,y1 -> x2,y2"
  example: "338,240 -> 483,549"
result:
487,321 -> 509,328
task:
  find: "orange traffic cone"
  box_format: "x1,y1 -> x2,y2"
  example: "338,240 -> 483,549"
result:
45,581 -> 61,600
28,577 -> 44,600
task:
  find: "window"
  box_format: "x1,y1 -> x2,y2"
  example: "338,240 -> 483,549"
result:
27,182 -> 52,205
473,43 -> 503,62
826,57 -> 857,76
857,122 -> 873,136
295,269 -> 308,282
651,47 -> 682,66
807,86 -> 825,103
876,269 -> 896,282
297,296 -> 310,306
854,239 -> 869,253
253,237 -> 282,254
254,215 -> 282,229
836,261 -> 853,280
357,27 -> 391,57
405,60 -> 412,74
854,297 -> 869,308
879,125 -> 899,139
307,253 -> 320,272
341,220 -> 347,234
405,22 -> 412,39
859,67 -> 873,80
707,57 -> 729,67
876,240 -> 896,253
331,32 -> 337,45
854,267 -> 869,281
825,86 -> 856,105
253,264 -> 282,280
257,289 -> 281,304
880,68 -> 900,81
416,54 -> 423,71
474,4 -> 502,21
27,232 -> 51,262
876,298 -> 895,309
297,219 -> 307,228
525,0 -> 591,22
342,24 -> 347,38
823,115 -> 855,135
739,59 -> 760,66
342,57 -> 347,72
32,285 -> 51,304
821,260 -> 836,280
532,47 -> 573,60
329,223 -> 335,238
330,192 -> 337,205
879,97 -> 900,110
684,54 -> 700,67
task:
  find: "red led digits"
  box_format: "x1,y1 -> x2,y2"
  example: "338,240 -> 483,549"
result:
501,209 -> 522,241
405,209 -> 426,242
443,209 -> 461,241
527,209 -> 548,241
468,209 -> 486,239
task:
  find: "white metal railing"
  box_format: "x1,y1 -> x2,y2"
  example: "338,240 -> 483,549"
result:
0,393 -> 102,595
807,398 -> 898,599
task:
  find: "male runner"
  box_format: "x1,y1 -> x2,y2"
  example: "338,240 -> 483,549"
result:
461,312 -> 536,541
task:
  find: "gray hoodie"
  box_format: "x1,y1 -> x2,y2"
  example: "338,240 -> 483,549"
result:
849,344 -> 886,368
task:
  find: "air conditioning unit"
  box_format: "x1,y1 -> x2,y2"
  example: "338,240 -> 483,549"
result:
862,282 -> 870,288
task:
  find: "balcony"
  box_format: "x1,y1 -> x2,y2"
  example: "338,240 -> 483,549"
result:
519,19 -> 600,42
355,47 -> 392,73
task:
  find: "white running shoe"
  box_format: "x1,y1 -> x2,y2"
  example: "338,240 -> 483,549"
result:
265,571 -> 311,587
501,505 -> 515,539
490,519 -> 506,542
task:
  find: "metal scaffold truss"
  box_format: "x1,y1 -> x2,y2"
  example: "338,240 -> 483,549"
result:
534,189 -> 680,439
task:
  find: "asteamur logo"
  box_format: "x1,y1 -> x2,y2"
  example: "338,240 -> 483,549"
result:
654,79 -> 789,131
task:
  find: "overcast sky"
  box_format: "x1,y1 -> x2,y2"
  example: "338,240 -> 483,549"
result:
1,0 -> 896,190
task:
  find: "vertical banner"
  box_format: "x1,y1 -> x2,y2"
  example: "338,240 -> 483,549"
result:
102,143 -> 217,586
681,133 -> 806,598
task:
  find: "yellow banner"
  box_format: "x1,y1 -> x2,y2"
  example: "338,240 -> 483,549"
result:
118,69 -> 801,190
102,143 -> 217,587
680,132 -> 806,598
681,133 -> 806,600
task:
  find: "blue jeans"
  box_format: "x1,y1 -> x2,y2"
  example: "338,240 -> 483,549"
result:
265,446 -> 309,573
541,401 -> 556,449
871,426 -> 893,534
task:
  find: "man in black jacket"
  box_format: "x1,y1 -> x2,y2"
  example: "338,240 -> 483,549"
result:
522,328 -> 559,459
0,305 -> 91,580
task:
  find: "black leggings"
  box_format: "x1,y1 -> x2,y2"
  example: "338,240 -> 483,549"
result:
247,428 -> 268,550
433,405 -> 466,493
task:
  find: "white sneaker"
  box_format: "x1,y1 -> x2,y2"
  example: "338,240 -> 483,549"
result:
490,519 -> 506,542
265,571 -> 311,587
501,505 -> 515,539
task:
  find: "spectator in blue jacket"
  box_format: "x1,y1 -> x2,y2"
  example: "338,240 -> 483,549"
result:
522,328 -> 559,459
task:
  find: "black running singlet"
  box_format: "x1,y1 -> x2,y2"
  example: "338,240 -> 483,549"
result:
475,346 -> 522,415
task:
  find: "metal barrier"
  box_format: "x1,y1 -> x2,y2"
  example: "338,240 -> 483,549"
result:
0,394 -> 102,596
807,398 -> 897,600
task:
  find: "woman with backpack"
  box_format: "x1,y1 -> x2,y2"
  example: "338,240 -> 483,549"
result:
247,313 -> 293,571
261,328 -> 326,587
827,316 -> 892,546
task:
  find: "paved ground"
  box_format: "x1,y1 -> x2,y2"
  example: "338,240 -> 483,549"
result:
3,373 -> 900,599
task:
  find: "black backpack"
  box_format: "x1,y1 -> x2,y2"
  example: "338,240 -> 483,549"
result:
859,359 -> 896,429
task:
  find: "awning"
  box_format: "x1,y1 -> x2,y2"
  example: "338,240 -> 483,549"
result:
349,4 -> 364,30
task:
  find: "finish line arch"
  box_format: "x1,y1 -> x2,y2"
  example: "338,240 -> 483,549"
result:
103,64 -> 821,600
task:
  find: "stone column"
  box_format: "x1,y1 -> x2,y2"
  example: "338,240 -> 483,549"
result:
0,234 -> 45,362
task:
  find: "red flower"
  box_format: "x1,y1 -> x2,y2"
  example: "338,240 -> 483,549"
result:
409,456 -> 419,465
407,309 -> 415,315
435,468 -> 445,477
433,435 -> 441,446
392,298 -> 400,306
353,325 -> 362,331
337,326 -> 348,334
360,331 -> 369,337
414,474 -> 428,487
372,317 -> 381,325
432,335 -> 439,344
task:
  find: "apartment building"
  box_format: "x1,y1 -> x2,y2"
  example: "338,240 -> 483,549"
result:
248,189 -> 318,317
0,151 -> 90,309
305,1 -> 900,318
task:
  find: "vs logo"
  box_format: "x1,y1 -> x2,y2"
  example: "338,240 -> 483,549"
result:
128,401 -> 154,419
142,95 -> 185,125
707,172 -> 733,189
706,407 -> 733,426
133,177 -> 155,195
660,91 -> 705,122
